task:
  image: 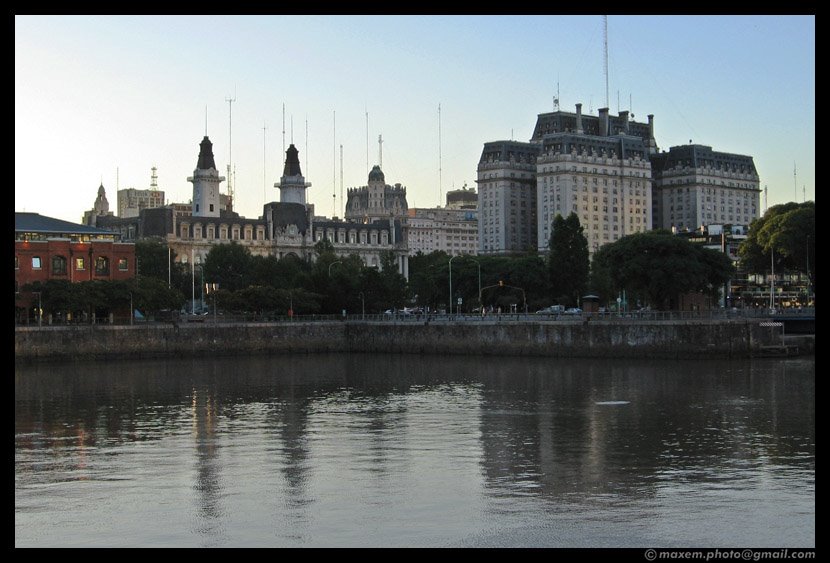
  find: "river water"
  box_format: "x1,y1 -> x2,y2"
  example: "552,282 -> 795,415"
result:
15,354 -> 814,548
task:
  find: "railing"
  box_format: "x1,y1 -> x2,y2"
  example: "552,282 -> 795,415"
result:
15,307 -> 815,328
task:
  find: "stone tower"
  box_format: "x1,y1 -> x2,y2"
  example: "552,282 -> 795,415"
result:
188,136 -> 225,217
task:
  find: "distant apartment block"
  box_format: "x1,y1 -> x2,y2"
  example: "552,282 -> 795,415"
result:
407,207 -> 477,256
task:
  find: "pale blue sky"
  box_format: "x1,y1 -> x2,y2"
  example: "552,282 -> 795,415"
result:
15,15 -> 815,224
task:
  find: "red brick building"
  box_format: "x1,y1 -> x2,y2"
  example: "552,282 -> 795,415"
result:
15,213 -> 135,319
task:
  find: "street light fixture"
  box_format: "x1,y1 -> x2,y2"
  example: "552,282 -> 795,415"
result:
448,255 -> 458,315
328,260 -> 342,277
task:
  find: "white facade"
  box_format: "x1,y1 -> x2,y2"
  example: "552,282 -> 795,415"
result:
188,136 -> 225,218
651,145 -> 760,231
476,142 -> 538,254
407,207 -> 478,256
118,188 -> 165,218
536,150 -> 652,253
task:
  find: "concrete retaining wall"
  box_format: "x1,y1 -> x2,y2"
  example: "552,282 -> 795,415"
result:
15,319 -> 782,362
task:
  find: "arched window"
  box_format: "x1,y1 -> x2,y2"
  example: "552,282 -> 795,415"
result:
51,255 -> 67,275
95,256 -> 109,275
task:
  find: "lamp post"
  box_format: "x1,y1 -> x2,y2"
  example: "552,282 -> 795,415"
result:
448,255 -> 458,315
359,291 -> 365,320
328,260 -> 342,277
129,291 -> 133,326
468,258 -> 481,310
33,291 -> 42,328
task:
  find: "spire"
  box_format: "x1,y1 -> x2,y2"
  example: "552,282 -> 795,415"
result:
283,144 -> 302,177
196,136 -> 217,170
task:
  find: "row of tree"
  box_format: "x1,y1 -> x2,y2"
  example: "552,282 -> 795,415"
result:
18,202 -> 814,319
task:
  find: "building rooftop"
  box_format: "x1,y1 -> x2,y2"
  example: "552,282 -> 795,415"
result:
196,136 -> 217,170
15,212 -> 117,237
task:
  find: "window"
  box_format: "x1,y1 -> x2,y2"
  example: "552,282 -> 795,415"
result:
209,204 -> 214,212
76,257 -> 85,270
32,256 -> 41,269
118,258 -> 129,271
95,256 -> 109,275
51,255 -> 67,275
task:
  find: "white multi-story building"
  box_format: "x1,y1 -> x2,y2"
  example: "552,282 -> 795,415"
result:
117,167 -> 166,218
650,144 -> 760,232
407,207 -> 477,256
476,141 -> 539,254
477,104 -> 659,255
534,105 -> 656,253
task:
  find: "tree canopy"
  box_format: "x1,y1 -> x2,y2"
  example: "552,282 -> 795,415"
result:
739,201 -> 815,288
591,230 -> 734,310
547,213 -> 589,307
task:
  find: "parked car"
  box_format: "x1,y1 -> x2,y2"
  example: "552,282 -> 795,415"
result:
564,307 -> 582,315
535,305 -> 564,314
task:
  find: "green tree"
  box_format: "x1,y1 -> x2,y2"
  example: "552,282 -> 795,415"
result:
739,201 -> 815,289
591,231 -> 734,310
547,213 -> 589,307
202,242 -> 252,291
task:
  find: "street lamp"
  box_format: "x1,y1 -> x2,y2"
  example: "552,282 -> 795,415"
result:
328,260 -> 342,277
359,291 -> 365,320
468,258 -> 481,310
32,291 -> 42,328
448,255 -> 458,315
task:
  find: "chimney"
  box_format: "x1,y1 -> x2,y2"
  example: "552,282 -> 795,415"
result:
619,110 -> 630,135
575,103 -> 584,134
648,114 -> 655,139
598,108 -> 609,136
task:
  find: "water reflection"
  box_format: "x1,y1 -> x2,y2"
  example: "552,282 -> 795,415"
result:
15,355 -> 814,547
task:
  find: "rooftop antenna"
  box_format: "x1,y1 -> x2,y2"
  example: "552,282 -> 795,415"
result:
151,166 -> 158,190
305,116 -> 308,179
604,15 -> 609,110
589,96 -> 593,114
378,134 -> 383,169
438,103 -> 442,206
793,162 -> 797,201
226,91 -> 236,203
282,103 -> 286,158
116,168 -> 119,189
617,89 -> 620,113
365,107 -> 369,175
553,80 -> 560,111
340,144 -> 344,218
333,110 -> 336,213
291,115 -> 294,144
764,185 -> 768,214
205,105 -> 208,136
262,122 -> 267,205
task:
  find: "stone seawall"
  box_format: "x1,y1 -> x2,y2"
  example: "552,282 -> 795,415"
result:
15,319 -> 782,362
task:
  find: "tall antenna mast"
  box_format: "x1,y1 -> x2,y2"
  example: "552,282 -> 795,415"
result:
333,110 -> 336,215
151,166 -> 158,190
282,103 -> 286,158
793,162 -> 797,201
291,115 -> 294,144
263,122 -> 267,205
226,91 -> 236,205
205,105 -> 208,136
603,15 -> 609,109
438,103 -> 442,206
378,134 -> 383,169
365,108 -> 369,174
116,167 -> 119,190
305,116 -> 308,179
340,144 -> 344,218
617,90 -> 620,113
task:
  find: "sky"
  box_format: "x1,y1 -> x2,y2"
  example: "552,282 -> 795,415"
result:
15,15 -> 815,225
